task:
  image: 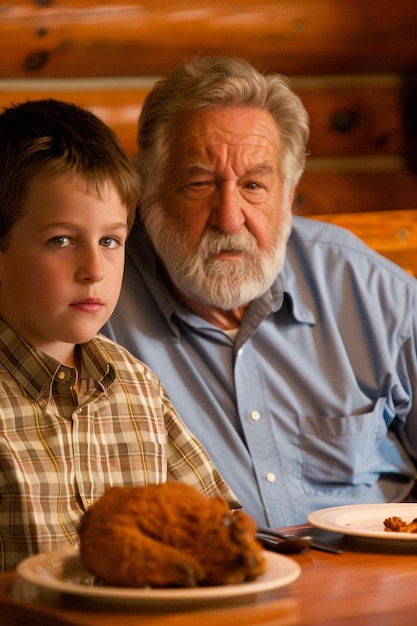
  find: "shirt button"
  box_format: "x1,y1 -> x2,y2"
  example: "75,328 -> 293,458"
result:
57,370 -> 66,381
85,498 -> 92,507
250,410 -> 261,422
266,472 -> 276,484
77,408 -> 82,414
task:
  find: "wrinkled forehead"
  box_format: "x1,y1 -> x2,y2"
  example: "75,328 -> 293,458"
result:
171,107 -> 282,174
176,106 -> 280,143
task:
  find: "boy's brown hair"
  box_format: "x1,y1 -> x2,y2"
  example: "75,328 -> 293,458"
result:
0,99 -> 140,250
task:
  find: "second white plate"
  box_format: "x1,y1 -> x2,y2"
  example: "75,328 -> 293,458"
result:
308,503 -> 417,541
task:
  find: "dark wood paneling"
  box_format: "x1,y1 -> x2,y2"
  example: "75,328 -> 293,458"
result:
1,0 -> 417,78
295,168 -> 417,215
297,78 -> 405,158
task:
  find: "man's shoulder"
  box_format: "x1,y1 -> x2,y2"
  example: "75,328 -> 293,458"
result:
291,215 -> 368,247
290,216 -> 416,286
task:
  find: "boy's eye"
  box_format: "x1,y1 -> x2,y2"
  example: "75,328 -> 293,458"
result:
100,236 -> 121,249
49,236 -> 70,248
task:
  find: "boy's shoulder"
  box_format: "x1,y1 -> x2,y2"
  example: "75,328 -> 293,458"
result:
93,333 -> 158,381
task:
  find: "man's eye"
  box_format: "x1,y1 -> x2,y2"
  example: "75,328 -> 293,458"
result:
181,180 -> 214,199
187,181 -> 212,188
245,182 -> 261,190
100,236 -> 121,249
49,236 -> 70,248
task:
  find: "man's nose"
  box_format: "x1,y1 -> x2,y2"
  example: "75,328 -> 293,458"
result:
209,184 -> 245,233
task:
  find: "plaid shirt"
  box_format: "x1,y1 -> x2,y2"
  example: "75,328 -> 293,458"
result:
0,319 -> 239,571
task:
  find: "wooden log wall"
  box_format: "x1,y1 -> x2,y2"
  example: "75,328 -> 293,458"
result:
1,0 -> 417,273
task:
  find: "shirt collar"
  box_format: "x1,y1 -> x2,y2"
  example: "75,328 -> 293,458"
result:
0,318 -> 115,405
280,257 -> 316,325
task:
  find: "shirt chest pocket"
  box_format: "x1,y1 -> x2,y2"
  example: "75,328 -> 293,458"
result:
299,398 -> 388,497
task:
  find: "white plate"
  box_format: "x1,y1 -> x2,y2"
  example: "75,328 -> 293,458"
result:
16,547 -> 301,605
308,503 -> 417,542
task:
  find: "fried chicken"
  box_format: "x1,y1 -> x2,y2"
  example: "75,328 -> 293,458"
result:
383,516 -> 417,533
77,482 -> 265,588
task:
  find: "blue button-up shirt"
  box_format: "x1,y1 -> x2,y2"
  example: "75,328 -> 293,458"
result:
104,216 -> 417,526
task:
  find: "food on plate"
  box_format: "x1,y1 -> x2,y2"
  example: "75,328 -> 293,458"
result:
383,516 -> 417,533
77,482 -> 265,588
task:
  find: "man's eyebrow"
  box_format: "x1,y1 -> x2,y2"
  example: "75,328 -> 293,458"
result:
244,163 -> 275,176
182,161 -> 214,176
182,162 -> 275,177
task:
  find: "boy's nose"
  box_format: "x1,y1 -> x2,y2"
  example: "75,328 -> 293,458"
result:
77,249 -> 104,282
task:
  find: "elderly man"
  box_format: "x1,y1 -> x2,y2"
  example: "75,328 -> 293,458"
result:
104,56 -> 417,527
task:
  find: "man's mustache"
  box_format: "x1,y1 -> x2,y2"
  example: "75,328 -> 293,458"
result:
200,231 -> 257,256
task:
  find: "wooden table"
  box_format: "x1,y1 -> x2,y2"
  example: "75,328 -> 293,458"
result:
1,526 -> 416,626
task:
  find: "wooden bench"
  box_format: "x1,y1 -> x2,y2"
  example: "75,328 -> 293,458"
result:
1,1 -> 417,273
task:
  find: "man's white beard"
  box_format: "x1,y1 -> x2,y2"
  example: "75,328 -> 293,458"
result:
143,205 -> 292,310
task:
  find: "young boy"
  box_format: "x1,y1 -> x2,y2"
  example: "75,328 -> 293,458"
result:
0,99 -> 239,571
